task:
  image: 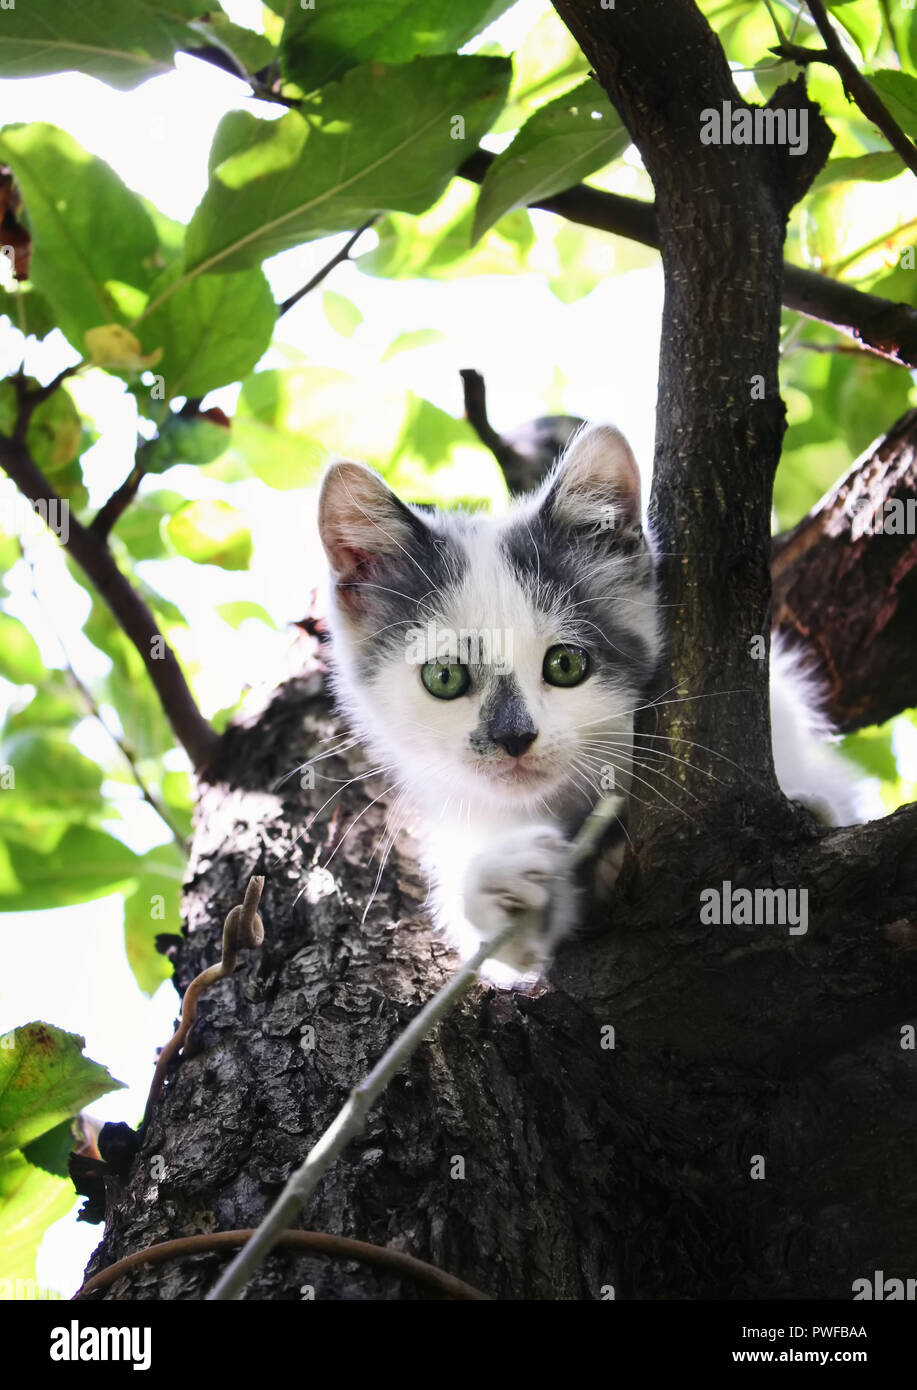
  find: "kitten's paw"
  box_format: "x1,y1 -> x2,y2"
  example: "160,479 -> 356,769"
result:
462,824 -> 578,975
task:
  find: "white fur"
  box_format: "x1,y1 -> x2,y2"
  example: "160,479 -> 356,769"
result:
319,425 -> 861,984
769,637 -> 861,827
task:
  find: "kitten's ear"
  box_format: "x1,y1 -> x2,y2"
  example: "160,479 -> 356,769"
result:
318,459 -> 421,588
542,424 -> 642,533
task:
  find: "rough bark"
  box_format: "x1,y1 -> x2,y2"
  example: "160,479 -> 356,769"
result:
772,410 -> 917,732
83,667 -> 917,1301
83,0 -> 917,1302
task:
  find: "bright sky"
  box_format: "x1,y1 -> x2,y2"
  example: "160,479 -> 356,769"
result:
0,0 -> 664,1295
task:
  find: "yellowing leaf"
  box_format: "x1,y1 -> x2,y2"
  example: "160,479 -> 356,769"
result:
84,324 -> 162,371
166,500 -> 253,570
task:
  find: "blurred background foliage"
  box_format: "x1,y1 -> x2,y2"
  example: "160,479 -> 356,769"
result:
0,0 -> 916,1287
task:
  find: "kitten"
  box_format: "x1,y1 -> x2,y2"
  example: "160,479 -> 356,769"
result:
318,425 -> 857,982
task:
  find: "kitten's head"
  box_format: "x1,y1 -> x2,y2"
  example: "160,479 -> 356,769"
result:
318,425 -> 660,823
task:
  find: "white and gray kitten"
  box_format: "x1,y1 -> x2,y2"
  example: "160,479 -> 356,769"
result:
318,425 -> 857,982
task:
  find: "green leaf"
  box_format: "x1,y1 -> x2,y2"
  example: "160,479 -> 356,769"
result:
387,393 -> 486,493
139,267 -> 276,401
230,367 -> 341,488
0,0 -> 212,90
280,0 -> 512,92
0,284 -> 57,341
110,489 -> 183,560
4,673 -> 83,734
0,1022 -> 124,1159
0,528 -> 17,575
359,180 -> 534,281
22,1117 -> 78,1180
141,413 -> 232,473
166,499 -> 253,569
869,70 -> 917,139
812,151 -> 906,189
80,593 -> 179,764
0,1148 -> 72,1285
776,317 -> 915,525
322,289 -> 363,338
216,601 -> 276,629
0,840 -> 22,895
0,730 -> 104,838
123,842 -> 185,996
472,79 -> 630,241
46,457 -> 89,514
25,385 -> 83,474
0,124 -> 158,350
841,724 -> 899,783
0,826 -> 140,911
493,6 -> 590,136
180,55 -> 511,276
0,615 -> 44,686
190,12 -> 276,74
380,328 -> 446,361
828,0 -> 883,61
232,365 -> 495,497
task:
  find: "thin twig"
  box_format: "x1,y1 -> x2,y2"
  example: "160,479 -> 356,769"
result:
770,41 -> 830,65
459,368 -> 533,492
206,798 -> 625,1301
277,220 -> 377,317
89,457 -> 146,542
11,364 -> 85,442
786,340 -> 878,358
140,876 -> 264,1132
74,1228 -> 489,1300
784,0 -> 917,182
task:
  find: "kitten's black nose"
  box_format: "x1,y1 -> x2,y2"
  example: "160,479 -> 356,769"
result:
484,677 -> 537,758
494,728 -> 537,758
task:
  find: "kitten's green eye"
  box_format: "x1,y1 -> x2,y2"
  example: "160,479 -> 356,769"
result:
543,644 -> 590,687
421,661 -> 470,700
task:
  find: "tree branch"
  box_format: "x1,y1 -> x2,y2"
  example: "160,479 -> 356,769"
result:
797,0 -> 917,182
459,368 -> 535,491
89,458 -> 145,542
277,220 -> 377,317
458,150 -> 917,368
772,408 -> 917,731
0,422 -> 218,774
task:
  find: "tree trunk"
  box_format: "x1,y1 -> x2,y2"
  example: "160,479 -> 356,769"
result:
81,652 -> 917,1301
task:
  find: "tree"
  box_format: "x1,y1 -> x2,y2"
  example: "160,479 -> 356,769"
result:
1,0 -> 916,1302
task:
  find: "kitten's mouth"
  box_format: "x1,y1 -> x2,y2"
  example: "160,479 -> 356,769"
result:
490,759 -> 549,787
